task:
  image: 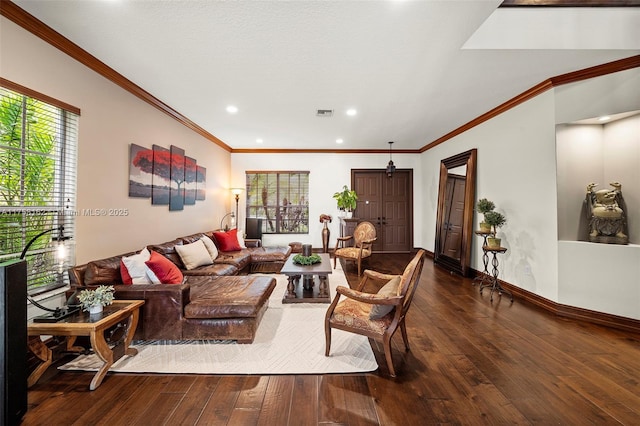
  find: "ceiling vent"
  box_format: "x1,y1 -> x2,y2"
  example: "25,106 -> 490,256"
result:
316,109 -> 333,117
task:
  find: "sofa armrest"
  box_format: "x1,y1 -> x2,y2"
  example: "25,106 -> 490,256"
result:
113,283 -> 190,340
245,238 -> 262,248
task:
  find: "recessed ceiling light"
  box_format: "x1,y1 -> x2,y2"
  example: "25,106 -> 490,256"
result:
598,115 -> 610,122
256,138 -> 263,144
346,109 -> 357,116
226,105 -> 238,114
336,139 -> 344,144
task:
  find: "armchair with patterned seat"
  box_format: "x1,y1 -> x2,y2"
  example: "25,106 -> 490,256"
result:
333,220 -> 377,276
325,249 -> 426,377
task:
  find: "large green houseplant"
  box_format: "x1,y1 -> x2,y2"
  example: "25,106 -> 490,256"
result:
333,185 -> 358,217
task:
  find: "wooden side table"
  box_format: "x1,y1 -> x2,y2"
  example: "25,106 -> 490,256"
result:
479,246 -> 513,302
27,300 -> 144,390
473,230 -> 493,286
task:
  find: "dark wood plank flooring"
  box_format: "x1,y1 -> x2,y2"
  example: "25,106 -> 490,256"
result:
21,253 -> 640,425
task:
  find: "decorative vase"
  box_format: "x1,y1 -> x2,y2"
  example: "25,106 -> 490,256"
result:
345,211 -> 353,219
487,237 -> 501,248
480,222 -> 491,233
322,222 -> 330,253
88,304 -> 103,315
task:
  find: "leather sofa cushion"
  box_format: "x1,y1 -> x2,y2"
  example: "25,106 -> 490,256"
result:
214,251 -> 252,270
249,246 -> 291,263
182,263 -> 238,276
84,253 -> 135,285
147,239 -> 184,268
185,275 -> 276,319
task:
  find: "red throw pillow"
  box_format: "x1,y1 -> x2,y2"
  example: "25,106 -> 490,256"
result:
145,250 -> 184,284
213,229 -> 242,251
120,260 -> 133,285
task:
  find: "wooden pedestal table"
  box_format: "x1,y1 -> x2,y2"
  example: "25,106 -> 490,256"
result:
27,300 -> 144,390
280,253 -> 332,303
479,246 -> 513,303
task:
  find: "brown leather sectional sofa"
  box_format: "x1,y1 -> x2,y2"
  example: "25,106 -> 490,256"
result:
68,231 -> 291,343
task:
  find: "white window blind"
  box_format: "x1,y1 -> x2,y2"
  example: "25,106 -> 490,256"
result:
246,171 -> 309,234
0,84 -> 78,294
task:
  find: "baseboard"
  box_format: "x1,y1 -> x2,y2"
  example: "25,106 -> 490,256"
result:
473,270 -> 640,335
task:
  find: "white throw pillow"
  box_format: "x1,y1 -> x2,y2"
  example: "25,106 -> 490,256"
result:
237,229 -> 247,249
175,240 -> 214,270
122,247 -> 160,285
200,236 -> 219,260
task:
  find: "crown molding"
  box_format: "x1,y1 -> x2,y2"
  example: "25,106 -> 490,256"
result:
3,1 -> 638,156
0,0 -> 232,152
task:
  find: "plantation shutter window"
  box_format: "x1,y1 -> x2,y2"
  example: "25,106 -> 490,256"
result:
245,171 -> 309,234
0,82 -> 78,294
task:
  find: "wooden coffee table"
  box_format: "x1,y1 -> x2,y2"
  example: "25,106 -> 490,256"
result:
27,299 -> 144,390
280,253 -> 332,303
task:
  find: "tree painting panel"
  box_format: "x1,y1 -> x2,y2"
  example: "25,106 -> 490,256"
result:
129,144 -> 152,197
196,165 -> 206,201
169,145 -> 185,211
150,145 -> 171,204
184,156 -> 197,205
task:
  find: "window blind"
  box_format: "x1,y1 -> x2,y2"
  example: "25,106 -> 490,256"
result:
245,171 -> 309,234
0,86 -> 78,295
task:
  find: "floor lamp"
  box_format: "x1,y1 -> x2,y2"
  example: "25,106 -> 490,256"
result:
231,188 -> 244,230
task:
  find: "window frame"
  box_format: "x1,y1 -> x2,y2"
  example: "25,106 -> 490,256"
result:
245,171 -> 310,235
0,80 -> 78,295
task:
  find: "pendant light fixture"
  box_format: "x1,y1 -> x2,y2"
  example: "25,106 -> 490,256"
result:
386,141 -> 396,178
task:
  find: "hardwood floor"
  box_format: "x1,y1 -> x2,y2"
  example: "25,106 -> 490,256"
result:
21,253 -> 640,425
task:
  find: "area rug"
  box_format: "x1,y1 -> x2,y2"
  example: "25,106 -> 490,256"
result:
59,263 -> 378,375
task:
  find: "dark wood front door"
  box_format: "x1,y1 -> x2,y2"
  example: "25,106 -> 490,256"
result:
352,169 -> 412,252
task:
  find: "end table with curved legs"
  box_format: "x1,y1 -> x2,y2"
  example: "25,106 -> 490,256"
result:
479,246 -> 513,303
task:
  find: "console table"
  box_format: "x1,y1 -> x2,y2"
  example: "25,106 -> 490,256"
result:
339,217 -> 360,247
479,246 -> 513,303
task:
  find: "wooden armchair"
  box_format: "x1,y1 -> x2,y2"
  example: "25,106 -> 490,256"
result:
333,221 -> 377,276
325,249 -> 426,377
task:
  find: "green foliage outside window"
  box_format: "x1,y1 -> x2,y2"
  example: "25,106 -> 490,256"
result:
0,87 -> 76,292
246,172 -> 309,234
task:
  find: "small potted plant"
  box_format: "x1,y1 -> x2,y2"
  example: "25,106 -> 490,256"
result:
484,210 -> 506,248
78,285 -> 115,315
333,185 -> 358,218
476,198 -> 495,232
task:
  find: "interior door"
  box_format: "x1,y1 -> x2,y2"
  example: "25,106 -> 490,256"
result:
352,169 -> 412,252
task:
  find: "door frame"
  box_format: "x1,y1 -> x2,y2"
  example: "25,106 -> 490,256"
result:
351,168 -> 414,253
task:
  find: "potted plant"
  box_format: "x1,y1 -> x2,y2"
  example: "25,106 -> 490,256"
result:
484,210 -> 506,248
333,185 -> 358,218
476,198 -> 495,232
78,285 -> 115,314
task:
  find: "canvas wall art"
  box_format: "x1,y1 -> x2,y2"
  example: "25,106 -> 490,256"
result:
128,143 -> 206,211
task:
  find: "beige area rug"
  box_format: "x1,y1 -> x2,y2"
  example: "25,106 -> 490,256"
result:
59,262 -> 378,375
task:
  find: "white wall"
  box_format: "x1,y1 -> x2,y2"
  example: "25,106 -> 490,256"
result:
231,152 -> 422,249
422,92 -> 561,301
1,18 -> 231,264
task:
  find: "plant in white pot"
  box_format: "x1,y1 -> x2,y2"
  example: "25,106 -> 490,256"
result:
484,210 -> 507,248
78,285 -> 115,314
476,198 -> 495,233
332,185 -> 358,218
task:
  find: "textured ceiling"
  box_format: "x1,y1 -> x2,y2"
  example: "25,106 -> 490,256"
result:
12,0 -> 640,151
